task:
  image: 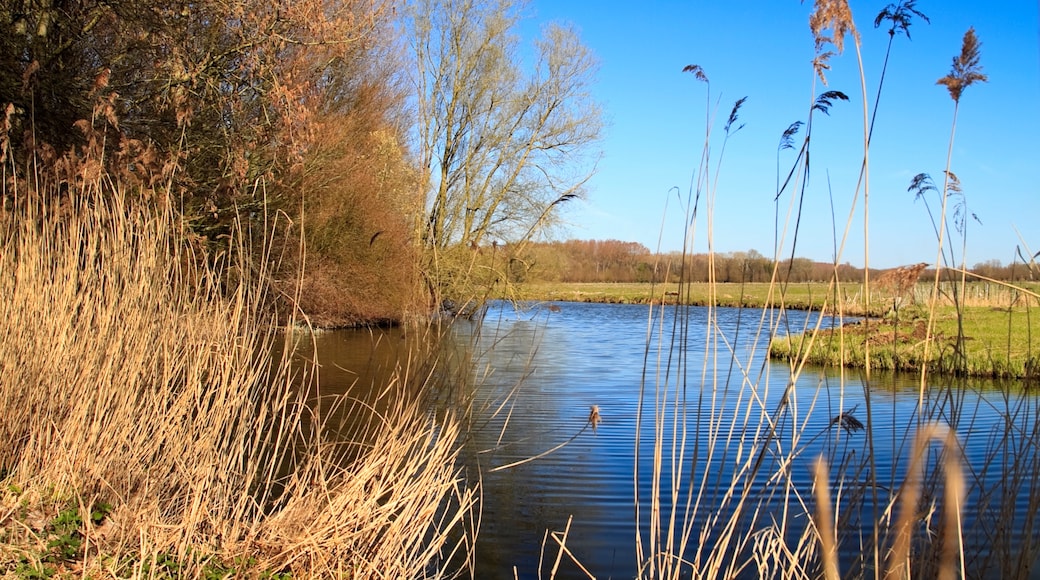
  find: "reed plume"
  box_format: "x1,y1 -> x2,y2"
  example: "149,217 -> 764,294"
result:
874,1 -> 929,39
937,27 -> 988,103
807,0 -> 857,53
920,26 -> 988,408
682,64 -> 709,84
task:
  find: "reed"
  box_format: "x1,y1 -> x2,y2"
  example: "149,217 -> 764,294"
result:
619,4 -> 1023,580
919,26 -> 990,395
494,6 -> 1027,579
0,167 -> 475,577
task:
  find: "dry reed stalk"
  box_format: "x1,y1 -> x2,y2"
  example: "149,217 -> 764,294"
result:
542,515 -> 597,579
874,263 -> 930,305
813,458 -> 841,580
749,523 -> 818,580
919,27 -> 988,418
0,173 -> 475,577
625,6 -> 999,580
884,424 -> 965,580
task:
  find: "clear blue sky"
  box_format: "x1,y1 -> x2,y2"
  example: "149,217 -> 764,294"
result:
525,1 -> 1040,269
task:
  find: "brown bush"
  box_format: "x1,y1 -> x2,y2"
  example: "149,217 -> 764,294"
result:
1,0 -> 425,325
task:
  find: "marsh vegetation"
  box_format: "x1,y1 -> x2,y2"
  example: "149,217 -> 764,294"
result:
2,0 -> 1038,579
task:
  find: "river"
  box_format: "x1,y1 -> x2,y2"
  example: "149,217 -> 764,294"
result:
300,300 -> 1040,579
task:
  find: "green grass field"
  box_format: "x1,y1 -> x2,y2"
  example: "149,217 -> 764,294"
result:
508,281 -> 1040,379
509,281 -> 844,310
770,304 -> 1040,379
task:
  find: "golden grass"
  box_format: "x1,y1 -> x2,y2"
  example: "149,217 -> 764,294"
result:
617,13 -> 987,572
627,297 -> 978,579
517,8 -> 1014,579
0,178 -> 474,578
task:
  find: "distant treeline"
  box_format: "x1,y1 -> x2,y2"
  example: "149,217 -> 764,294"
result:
515,239 -> 1028,284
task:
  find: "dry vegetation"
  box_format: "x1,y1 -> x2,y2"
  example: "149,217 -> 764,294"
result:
0,0 -> 602,576
2,0 -> 1037,578
1,0 -> 424,328
0,173 -> 475,577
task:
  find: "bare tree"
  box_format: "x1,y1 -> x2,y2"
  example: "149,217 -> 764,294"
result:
407,0 -> 602,302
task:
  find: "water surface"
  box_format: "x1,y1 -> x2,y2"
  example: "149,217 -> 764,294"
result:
307,301 -> 1040,579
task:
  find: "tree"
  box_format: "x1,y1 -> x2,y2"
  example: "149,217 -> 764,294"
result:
1,0 -> 390,190
1,0 -> 424,326
407,0 -> 603,303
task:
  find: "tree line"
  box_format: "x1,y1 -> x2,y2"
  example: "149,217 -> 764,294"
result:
1,0 -> 601,326
515,241 -> 863,284
2,1 -> 1028,325
513,240 -> 1030,285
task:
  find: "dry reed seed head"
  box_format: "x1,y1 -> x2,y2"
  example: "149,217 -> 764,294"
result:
874,1 -> 930,39
908,172 -> 936,199
0,103 -> 12,164
724,97 -> 748,135
829,410 -> 865,434
808,0 -> 859,54
944,170 -> 962,195
813,90 -> 849,116
682,64 -> 709,84
937,26 -> 987,103
875,262 -> 931,296
779,120 -> 803,151
813,50 -> 835,85
91,68 -> 112,94
588,405 -> 601,433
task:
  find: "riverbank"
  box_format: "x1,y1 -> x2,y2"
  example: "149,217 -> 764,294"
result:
508,282 -> 1040,380
509,281 -> 846,311
770,304 -> 1040,380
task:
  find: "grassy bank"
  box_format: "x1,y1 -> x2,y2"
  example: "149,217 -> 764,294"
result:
770,304 -> 1040,379
509,281 -> 1040,379
508,281 -> 841,310
511,281 -> 1039,310
0,183 -> 474,578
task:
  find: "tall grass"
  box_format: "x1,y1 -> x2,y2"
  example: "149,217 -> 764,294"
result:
475,6 -> 1040,579
0,168 -> 475,577
619,5 -> 1034,579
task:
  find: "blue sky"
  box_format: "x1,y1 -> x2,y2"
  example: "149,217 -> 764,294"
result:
524,1 -> 1040,269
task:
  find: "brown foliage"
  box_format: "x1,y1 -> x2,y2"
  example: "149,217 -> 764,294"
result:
874,261 -> 929,302
937,27 -> 987,103
1,0 -> 394,208
1,0 -> 423,325
279,111 -> 421,326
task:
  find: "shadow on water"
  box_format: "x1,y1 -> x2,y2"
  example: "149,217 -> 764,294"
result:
280,323 -> 463,454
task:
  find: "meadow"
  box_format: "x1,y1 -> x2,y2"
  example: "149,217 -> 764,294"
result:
510,281 -> 1040,379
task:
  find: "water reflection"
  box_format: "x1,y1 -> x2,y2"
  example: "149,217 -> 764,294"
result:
303,301 -> 1040,579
